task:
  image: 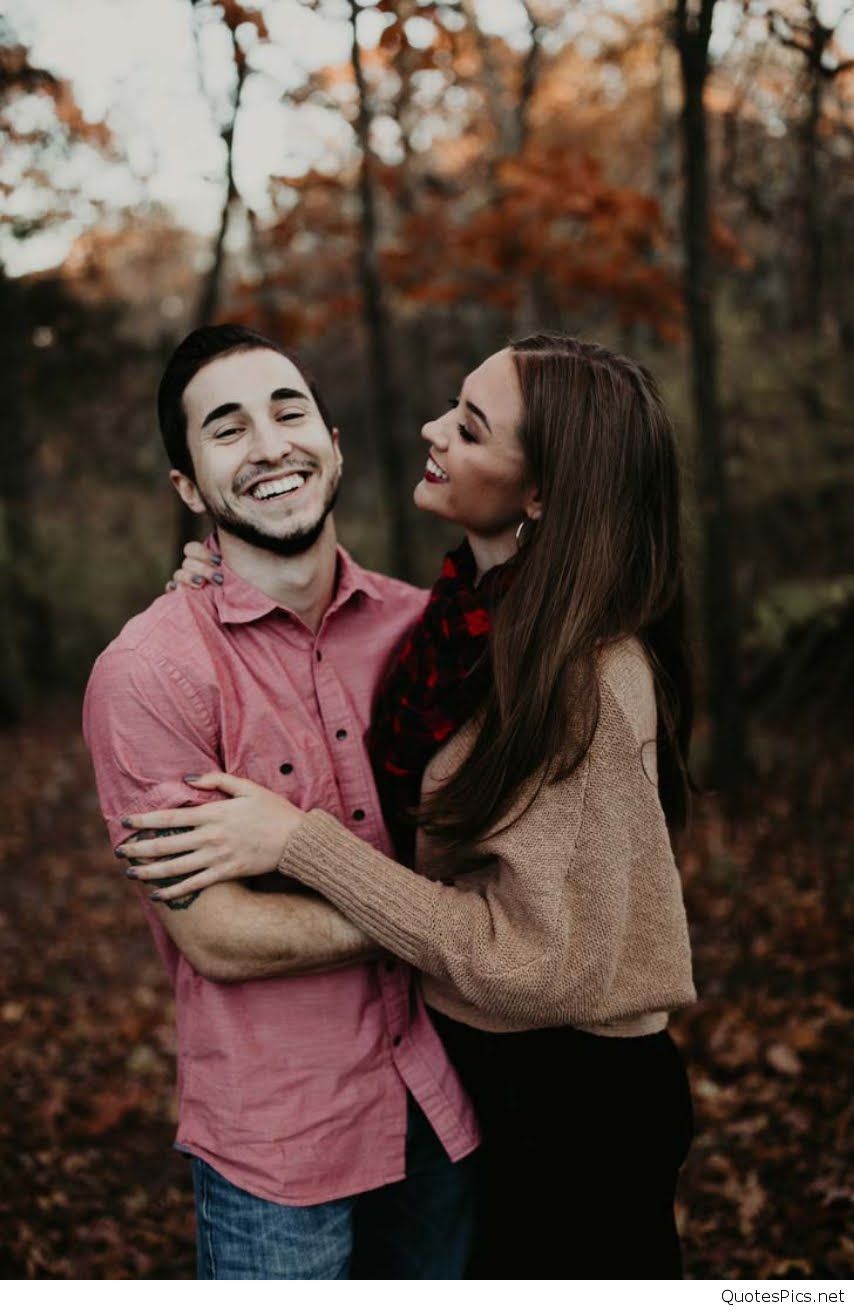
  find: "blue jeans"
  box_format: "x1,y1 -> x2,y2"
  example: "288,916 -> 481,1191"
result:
191,1096 -> 477,1279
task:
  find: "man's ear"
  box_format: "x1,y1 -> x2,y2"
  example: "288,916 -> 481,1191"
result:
331,426 -> 343,472
169,469 -> 206,514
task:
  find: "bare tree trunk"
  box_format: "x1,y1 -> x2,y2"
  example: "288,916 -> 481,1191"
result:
0,273 -> 56,722
518,0 -> 547,152
348,0 -> 412,579
767,2 -> 853,336
674,0 -> 747,795
176,10 -> 247,562
458,0 -> 555,331
802,46 -> 823,334
193,56 -> 245,326
247,208 -> 278,337
459,0 -> 518,159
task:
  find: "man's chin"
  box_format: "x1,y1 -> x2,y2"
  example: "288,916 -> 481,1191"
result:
213,512 -> 330,558
199,478 -> 340,560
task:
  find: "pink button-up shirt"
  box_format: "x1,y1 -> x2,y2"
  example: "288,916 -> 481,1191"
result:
82,546 -> 479,1206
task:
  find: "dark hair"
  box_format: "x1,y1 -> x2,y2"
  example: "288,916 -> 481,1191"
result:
419,332 -> 694,852
157,324 -> 334,477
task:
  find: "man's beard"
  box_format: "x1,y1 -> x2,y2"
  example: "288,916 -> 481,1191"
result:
201,474 -> 340,559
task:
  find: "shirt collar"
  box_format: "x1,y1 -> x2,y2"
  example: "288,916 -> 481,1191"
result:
210,538 -> 383,628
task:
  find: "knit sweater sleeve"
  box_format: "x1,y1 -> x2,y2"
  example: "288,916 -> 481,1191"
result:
277,646 -> 678,1028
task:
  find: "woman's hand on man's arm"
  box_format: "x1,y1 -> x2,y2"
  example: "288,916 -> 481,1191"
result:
115,773 -> 305,903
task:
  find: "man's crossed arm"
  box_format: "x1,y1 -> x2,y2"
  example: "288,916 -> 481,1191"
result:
144,875 -> 381,983
84,647 -> 381,985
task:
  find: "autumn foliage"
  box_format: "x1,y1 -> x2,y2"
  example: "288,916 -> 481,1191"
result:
0,0 -> 851,1282
0,706 -> 849,1278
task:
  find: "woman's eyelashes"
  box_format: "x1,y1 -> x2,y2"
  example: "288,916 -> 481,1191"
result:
447,397 -> 477,443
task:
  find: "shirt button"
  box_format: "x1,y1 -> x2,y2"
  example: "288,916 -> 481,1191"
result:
336,728 -> 347,740
279,763 -> 293,775
352,808 -> 365,821
392,1035 -> 402,1048
315,650 -> 322,662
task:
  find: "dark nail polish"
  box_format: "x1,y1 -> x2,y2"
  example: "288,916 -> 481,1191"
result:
212,572 -> 224,585
124,869 -> 138,880
211,553 -> 222,565
114,847 -> 126,858
192,575 -> 204,586
121,817 -> 134,829
149,893 -> 162,902
183,773 -> 201,782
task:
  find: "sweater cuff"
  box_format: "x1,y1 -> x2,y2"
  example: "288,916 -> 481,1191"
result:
277,810 -> 443,971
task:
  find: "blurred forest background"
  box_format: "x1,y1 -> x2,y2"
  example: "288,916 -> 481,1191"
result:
0,0 -> 851,1280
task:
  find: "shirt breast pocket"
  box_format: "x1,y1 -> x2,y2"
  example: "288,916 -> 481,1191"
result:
231,733 -> 339,895
237,730 -> 340,816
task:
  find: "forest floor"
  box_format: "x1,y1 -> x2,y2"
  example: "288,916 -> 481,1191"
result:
0,703 -> 850,1279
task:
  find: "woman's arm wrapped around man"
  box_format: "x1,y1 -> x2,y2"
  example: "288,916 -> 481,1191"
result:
278,640 -> 696,1030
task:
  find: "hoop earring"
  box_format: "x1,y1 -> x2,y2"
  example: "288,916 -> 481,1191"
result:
515,517 -> 528,548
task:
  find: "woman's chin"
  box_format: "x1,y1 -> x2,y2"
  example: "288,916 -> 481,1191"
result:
413,478 -> 442,515
413,479 -> 465,531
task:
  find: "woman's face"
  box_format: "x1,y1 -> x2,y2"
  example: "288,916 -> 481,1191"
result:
413,348 -> 540,538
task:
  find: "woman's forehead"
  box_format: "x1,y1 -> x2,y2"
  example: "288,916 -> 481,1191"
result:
464,348 -> 523,439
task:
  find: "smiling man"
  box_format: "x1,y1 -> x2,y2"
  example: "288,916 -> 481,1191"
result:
173,348 -> 342,570
82,325 -> 479,1280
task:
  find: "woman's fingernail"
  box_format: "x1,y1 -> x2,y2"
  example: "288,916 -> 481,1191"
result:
191,575 -> 204,586
212,572 -> 224,585
149,892 -> 163,902
124,869 -> 138,880
183,773 -> 201,782
166,580 -> 177,592
121,818 -> 134,829
114,847 -> 126,858
211,553 -> 222,565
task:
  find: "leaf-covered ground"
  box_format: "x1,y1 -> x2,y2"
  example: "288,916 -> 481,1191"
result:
0,705 -> 850,1279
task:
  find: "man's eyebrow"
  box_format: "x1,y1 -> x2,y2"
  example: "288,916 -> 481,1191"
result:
201,388 -> 309,428
465,397 -> 492,433
202,401 -> 242,428
270,387 -> 310,404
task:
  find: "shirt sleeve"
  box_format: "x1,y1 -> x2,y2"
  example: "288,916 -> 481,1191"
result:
83,647 -> 221,851
276,702 -> 648,1030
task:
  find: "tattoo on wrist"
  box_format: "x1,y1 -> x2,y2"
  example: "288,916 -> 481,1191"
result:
126,827 -> 201,911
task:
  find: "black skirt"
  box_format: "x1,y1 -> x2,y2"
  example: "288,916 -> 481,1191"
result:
429,1010 -> 694,1279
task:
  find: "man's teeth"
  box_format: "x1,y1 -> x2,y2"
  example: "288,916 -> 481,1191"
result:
251,474 -> 307,500
426,456 -> 449,482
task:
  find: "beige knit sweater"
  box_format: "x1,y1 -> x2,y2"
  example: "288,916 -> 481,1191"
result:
278,637 -> 696,1037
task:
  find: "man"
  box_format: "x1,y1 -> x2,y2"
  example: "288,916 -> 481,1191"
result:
83,325 -> 479,1280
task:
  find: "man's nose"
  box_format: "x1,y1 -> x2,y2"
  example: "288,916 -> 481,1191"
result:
250,417 -> 293,463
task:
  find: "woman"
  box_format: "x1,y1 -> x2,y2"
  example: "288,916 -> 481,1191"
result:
123,333 -> 696,1277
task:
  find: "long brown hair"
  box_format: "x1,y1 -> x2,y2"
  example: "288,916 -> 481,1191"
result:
418,332 -> 693,854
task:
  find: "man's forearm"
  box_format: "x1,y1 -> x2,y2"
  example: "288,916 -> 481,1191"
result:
148,882 -> 383,982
